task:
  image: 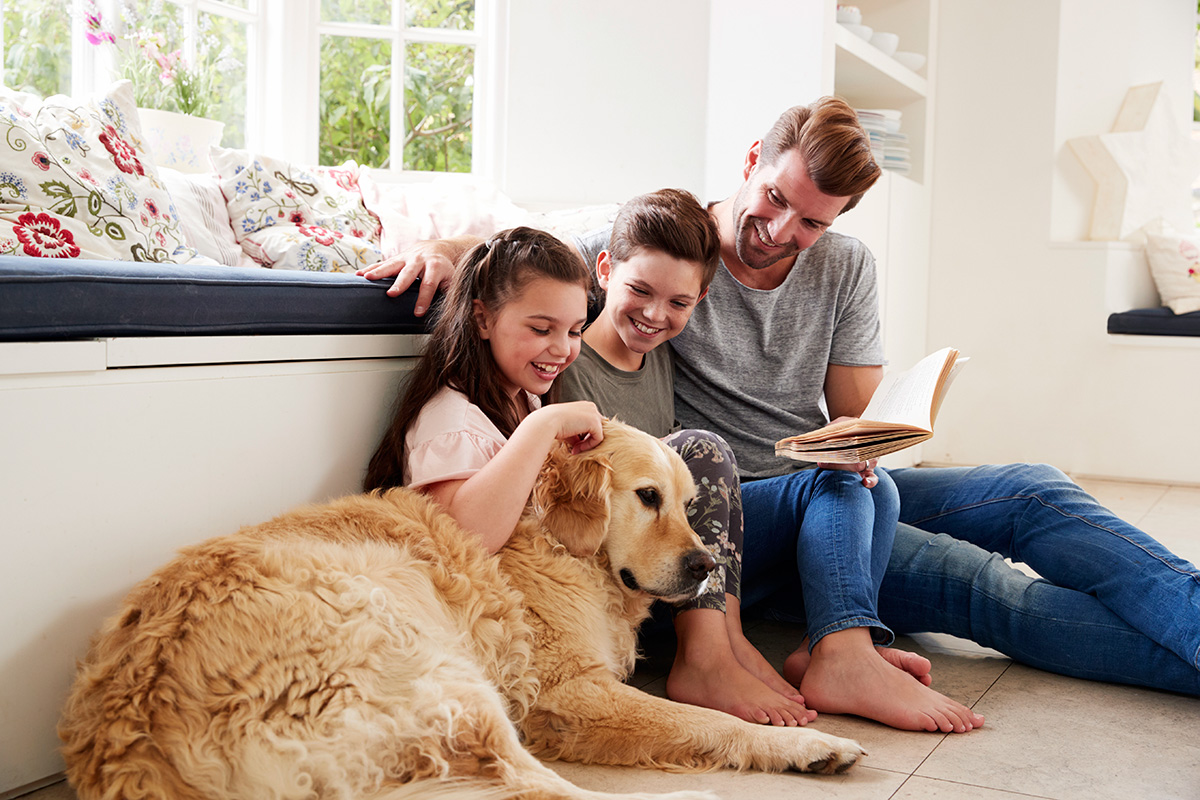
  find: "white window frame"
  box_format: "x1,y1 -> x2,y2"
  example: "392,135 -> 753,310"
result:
5,0 -> 503,180
262,0 -> 501,179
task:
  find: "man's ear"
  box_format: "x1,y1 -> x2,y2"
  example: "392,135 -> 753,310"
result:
596,250 -> 614,291
473,298 -> 491,339
531,445 -> 612,558
744,140 -> 763,180
697,287 -> 709,302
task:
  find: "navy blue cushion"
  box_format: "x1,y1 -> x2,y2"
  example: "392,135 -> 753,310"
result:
0,256 -> 432,340
1107,307 -> 1200,337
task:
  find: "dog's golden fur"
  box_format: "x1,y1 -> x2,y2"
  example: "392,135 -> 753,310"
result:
59,420 -> 863,800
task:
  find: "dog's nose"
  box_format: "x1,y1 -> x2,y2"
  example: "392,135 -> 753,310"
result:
684,549 -> 716,581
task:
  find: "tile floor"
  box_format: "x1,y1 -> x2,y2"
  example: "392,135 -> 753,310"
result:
11,477 -> 1200,800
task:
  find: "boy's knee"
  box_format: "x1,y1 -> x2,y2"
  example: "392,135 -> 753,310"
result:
667,429 -> 739,474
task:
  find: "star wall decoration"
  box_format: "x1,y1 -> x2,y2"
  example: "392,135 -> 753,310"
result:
1068,81 -> 1200,241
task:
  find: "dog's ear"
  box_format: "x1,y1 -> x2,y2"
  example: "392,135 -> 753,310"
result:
531,445 -> 613,557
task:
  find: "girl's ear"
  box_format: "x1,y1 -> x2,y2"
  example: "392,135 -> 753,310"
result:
596,250 -> 615,291
472,298 -> 492,339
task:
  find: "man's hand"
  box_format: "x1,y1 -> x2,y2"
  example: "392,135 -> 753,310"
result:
358,236 -> 481,315
816,415 -> 879,487
816,458 -> 880,488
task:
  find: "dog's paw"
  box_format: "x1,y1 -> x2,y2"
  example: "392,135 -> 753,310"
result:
788,731 -> 866,774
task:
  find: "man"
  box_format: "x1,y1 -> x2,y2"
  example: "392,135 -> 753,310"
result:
360,99 -> 1200,722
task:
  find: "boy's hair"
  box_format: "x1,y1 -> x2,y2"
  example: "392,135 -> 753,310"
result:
607,188 -> 721,291
759,97 -> 881,214
364,227 -> 590,492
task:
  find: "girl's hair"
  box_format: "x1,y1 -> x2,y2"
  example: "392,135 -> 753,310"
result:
607,188 -> 721,291
363,226 -> 590,492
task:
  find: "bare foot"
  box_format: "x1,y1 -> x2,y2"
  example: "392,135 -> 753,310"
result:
666,649 -> 817,727
671,607 -> 816,727
728,629 -> 807,699
797,629 -> 984,733
783,640 -> 933,688
721,597 -> 806,700
877,647 -> 933,686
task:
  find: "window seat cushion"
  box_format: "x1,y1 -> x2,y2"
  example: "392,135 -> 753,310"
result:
1106,307 -> 1200,337
0,256 -> 429,341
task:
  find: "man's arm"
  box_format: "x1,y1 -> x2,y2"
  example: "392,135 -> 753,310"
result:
357,234 -> 484,315
820,363 -> 885,487
824,363 -> 884,419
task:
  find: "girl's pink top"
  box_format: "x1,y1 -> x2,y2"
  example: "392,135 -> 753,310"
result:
404,386 -> 540,489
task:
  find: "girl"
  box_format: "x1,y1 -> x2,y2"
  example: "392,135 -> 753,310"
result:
364,227 -> 603,553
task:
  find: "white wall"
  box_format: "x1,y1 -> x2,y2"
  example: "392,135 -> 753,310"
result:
500,0 -> 711,207
926,0 -> 1200,483
1051,0 -> 1197,241
704,0 -> 829,200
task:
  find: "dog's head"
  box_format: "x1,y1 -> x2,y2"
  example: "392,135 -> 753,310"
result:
530,419 -> 715,603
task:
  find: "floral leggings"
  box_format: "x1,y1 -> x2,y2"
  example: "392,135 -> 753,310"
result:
661,429 -> 744,614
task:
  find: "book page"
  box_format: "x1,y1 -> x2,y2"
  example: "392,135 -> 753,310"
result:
860,347 -> 958,430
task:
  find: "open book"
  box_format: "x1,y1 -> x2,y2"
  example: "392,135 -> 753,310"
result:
775,346 -> 968,464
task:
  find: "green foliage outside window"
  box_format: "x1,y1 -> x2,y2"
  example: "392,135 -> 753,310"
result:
2,0 -> 72,98
403,42 -> 473,172
320,34 -> 393,168
319,0 -> 476,171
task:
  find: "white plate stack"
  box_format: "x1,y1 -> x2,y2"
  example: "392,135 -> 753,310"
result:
854,108 -> 911,176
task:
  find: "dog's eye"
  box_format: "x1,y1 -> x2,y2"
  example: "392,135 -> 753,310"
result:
636,487 -> 661,509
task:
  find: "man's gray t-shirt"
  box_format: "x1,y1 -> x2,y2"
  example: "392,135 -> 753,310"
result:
557,340 -> 677,439
575,227 -> 884,479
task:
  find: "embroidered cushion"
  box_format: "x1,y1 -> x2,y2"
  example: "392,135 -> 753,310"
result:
158,167 -> 249,267
1144,230 -> 1200,315
0,80 -> 195,263
211,147 -> 383,272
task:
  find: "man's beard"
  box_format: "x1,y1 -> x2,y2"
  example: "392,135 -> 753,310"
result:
734,215 -> 798,270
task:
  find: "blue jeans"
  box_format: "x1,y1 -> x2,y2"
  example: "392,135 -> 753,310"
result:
740,467 -> 901,649
882,464 -> 1200,695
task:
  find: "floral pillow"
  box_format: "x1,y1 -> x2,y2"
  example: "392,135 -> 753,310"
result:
1144,231 -> 1200,315
0,80 -> 195,262
211,147 -> 383,272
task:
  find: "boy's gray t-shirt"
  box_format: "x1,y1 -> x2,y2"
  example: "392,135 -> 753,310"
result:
575,227 -> 884,479
556,340 -> 677,438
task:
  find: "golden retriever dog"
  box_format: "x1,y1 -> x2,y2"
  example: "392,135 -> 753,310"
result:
59,420 -> 864,800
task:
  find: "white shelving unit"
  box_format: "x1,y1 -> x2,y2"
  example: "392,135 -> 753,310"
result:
827,0 -> 935,184
827,0 -> 938,466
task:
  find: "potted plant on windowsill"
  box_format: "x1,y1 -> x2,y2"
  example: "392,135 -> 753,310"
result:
85,0 -> 237,173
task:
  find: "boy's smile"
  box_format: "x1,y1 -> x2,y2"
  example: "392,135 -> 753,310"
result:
587,248 -> 706,373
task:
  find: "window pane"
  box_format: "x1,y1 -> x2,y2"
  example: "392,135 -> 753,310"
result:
215,0 -> 249,8
3,0 -> 72,97
406,0 -> 474,31
321,0 -> 390,25
199,11 -> 247,145
403,41 -> 473,172
319,34 -> 391,167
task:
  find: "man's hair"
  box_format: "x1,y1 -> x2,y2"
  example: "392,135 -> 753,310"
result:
607,188 -> 721,291
759,97 -> 881,213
